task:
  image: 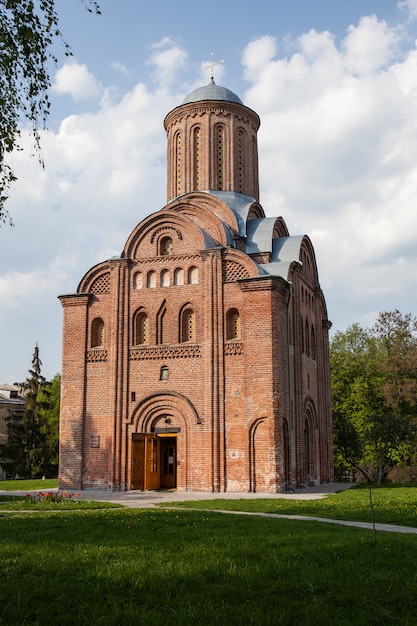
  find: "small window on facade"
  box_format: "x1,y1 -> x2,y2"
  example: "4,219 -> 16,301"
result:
91,318 -> 104,348
174,268 -> 184,286
161,269 -> 170,287
188,266 -> 198,285
147,270 -> 156,288
134,311 -> 149,345
133,272 -> 143,290
226,309 -> 240,340
160,237 -> 173,256
160,366 -> 169,381
181,308 -> 195,343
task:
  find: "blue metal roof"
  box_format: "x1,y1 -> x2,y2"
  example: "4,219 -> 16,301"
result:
183,81 -> 244,106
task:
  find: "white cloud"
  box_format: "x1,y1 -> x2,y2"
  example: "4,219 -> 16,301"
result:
110,61 -> 131,76
148,39 -> 188,87
242,16 -> 417,331
52,62 -> 101,101
2,10 -> 417,382
398,0 -> 417,19
342,15 -> 401,74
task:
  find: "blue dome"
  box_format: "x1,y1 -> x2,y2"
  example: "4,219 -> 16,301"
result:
182,80 -> 243,106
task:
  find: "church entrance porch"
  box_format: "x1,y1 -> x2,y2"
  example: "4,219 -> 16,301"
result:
131,433 -> 177,490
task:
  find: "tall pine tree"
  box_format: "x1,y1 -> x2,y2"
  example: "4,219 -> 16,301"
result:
2,344 -> 58,478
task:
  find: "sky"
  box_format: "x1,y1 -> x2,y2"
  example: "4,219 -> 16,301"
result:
1,0 -> 417,383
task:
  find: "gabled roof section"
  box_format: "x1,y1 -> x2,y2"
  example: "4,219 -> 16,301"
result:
259,235 -> 320,285
246,217 -> 290,254
203,190 -> 265,236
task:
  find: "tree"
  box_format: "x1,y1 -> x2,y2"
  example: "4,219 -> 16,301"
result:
1,344 -> 60,478
0,0 -> 100,225
331,312 -> 417,482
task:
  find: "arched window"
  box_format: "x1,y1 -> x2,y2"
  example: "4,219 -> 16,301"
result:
226,308 -> 240,340
311,325 -> 316,360
133,272 -> 143,290
91,318 -> 104,348
193,126 -> 201,190
157,306 -> 166,345
133,311 -> 149,345
160,365 -> 169,381
175,131 -> 181,197
161,269 -> 170,287
147,270 -> 156,288
238,129 -> 244,193
174,268 -> 184,286
305,320 -> 310,357
160,237 -> 173,256
180,307 -> 195,343
215,124 -> 224,190
188,266 -> 198,285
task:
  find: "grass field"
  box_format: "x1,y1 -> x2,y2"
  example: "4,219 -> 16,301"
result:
163,483 -> 417,528
0,478 -> 58,491
1,483 -> 417,624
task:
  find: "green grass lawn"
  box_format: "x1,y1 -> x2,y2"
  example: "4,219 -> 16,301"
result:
0,478 -> 58,491
1,507 -> 417,625
1,483 -> 417,624
164,483 -> 417,528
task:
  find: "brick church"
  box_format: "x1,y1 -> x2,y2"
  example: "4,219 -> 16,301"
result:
58,77 -> 333,492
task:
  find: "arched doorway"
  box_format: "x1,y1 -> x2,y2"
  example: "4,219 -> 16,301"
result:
129,392 -> 199,491
131,431 -> 177,490
249,417 -> 269,492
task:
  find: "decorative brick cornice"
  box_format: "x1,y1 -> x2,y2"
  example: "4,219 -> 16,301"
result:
129,344 -> 201,360
86,348 -> 108,362
224,341 -> 243,356
239,275 -> 290,296
58,293 -> 91,308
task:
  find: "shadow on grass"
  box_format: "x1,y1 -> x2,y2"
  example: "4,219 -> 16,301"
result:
1,509 -> 417,625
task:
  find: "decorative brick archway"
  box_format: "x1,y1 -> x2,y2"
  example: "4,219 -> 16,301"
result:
128,392 -> 200,490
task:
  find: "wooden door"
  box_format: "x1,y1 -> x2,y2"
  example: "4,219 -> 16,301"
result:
159,437 -> 177,489
131,434 -> 160,490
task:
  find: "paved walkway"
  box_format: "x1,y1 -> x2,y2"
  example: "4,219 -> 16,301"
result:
2,482 -> 417,534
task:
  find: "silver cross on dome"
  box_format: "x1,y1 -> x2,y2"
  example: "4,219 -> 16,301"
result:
201,52 -> 224,82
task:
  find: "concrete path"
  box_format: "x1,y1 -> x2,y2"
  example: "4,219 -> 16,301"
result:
2,482 -> 416,534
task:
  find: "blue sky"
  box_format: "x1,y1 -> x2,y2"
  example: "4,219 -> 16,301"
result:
1,0 -> 417,382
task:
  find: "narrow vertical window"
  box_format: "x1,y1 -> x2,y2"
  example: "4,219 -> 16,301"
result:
175,131 -> 181,197
238,129 -> 244,193
311,325 -> 316,360
134,312 -> 148,345
157,308 -> 166,345
193,127 -> 201,190
226,308 -> 240,340
216,125 -> 224,190
181,308 -> 195,343
91,318 -> 104,348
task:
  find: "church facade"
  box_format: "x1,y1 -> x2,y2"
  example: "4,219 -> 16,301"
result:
58,80 -> 333,492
